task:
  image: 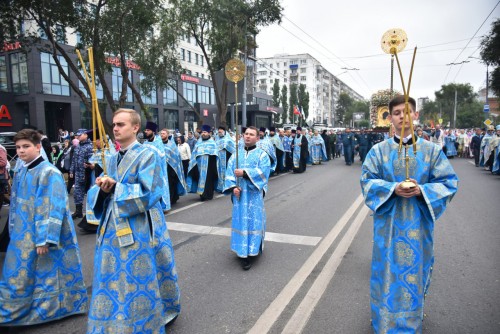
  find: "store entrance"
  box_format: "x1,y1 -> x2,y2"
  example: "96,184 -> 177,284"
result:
44,102 -> 71,142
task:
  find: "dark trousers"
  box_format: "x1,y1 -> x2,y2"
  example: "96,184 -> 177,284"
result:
473,148 -> 480,166
344,145 -> 354,165
359,146 -> 368,163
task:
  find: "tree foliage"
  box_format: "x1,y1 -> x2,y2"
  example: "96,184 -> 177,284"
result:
281,84 -> 288,124
481,18 -> 500,98
421,83 -> 484,128
335,92 -> 353,125
272,79 -> 281,123
171,0 -> 283,127
297,83 -> 309,126
289,83 -> 298,124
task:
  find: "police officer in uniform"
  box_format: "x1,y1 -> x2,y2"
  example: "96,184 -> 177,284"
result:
69,128 -> 93,219
342,128 -> 355,165
355,128 -> 370,163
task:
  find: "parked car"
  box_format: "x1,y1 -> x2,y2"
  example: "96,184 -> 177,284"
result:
0,132 -> 17,161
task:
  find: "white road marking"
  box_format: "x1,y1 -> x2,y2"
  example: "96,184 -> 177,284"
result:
468,161 -> 475,165
167,222 -> 322,246
282,205 -> 370,334
247,194 -> 365,334
167,202 -> 204,215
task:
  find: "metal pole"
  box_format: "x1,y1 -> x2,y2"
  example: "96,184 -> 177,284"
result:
485,64 -> 489,121
230,103 -> 235,130
453,89 -> 457,128
390,55 -> 394,96
241,21 -> 248,128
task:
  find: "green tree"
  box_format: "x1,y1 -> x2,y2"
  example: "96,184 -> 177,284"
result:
481,18 -> 500,98
281,84 -> 288,124
2,0 -> 181,125
335,92 -> 353,126
345,100 -> 369,127
420,100 -> 441,126
289,83 -> 298,125
171,0 -> 283,127
272,79 -> 281,124
456,100 -> 485,128
297,83 -> 309,126
434,83 -> 477,127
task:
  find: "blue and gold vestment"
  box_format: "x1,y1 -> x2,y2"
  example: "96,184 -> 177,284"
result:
361,138 -> 458,334
224,147 -> 270,257
0,158 -> 88,326
310,135 -> 327,164
186,137 -> 220,195
86,142 -> 180,333
216,134 -> 236,192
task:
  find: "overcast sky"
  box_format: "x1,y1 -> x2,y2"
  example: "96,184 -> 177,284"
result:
256,0 -> 500,101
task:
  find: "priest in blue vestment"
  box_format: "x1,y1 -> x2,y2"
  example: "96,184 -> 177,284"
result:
186,124 -> 220,201
0,129 -> 88,326
268,127 -> 285,174
360,96 -> 458,334
310,130 -> 328,164
258,127 -> 277,175
291,127 -> 308,173
86,109 -> 180,333
224,126 -> 271,270
216,126 -> 236,192
160,128 -> 187,205
143,121 -> 171,211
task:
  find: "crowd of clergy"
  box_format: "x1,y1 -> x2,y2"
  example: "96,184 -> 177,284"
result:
5,95 -> 497,332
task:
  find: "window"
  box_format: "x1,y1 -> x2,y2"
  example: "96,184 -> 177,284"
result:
200,56 -> 204,67
277,71 -> 280,76
112,67 -> 133,102
41,52 -> 70,96
276,63 -> 280,68
187,51 -> 191,63
198,85 -> 209,104
284,62 -> 287,66
180,48 -> 185,61
149,107 -> 159,125
258,71 -> 267,76
78,70 -> 103,99
210,87 -> 216,105
139,74 -> 157,104
301,59 -> 307,64
164,109 -> 179,130
163,80 -> 178,106
270,64 -> 273,68
284,78 -> 287,83
55,24 -> 66,43
195,53 -> 199,65
195,72 -> 199,77
0,56 -> 7,92
284,70 -> 287,75
290,60 -> 297,65
300,76 -> 307,81
201,73 -> 204,79
183,82 -> 196,104
301,68 -> 306,73
11,53 -> 29,94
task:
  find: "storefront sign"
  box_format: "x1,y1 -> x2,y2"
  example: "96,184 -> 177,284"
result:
0,105 -> 13,126
105,56 -> 141,70
181,74 -> 200,84
2,41 -> 21,52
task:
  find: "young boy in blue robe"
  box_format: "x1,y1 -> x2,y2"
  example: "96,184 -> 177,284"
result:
224,126 -> 271,270
360,96 -> 458,333
86,109 -> 180,333
0,129 -> 88,326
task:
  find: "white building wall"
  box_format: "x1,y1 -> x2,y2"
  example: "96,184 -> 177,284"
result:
256,53 -> 364,126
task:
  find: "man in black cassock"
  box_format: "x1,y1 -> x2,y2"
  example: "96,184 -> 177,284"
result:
291,127 -> 309,173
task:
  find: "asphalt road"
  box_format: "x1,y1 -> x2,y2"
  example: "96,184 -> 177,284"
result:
0,155 -> 499,333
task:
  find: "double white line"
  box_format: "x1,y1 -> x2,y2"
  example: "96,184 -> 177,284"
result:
248,194 -> 370,334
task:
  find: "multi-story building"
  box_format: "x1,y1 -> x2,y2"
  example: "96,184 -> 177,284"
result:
0,18 -> 278,142
256,53 -> 364,126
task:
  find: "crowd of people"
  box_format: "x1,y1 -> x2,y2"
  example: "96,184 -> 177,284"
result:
0,96 -> 497,332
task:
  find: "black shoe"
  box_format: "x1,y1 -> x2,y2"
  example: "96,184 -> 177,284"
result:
72,212 -> 83,219
241,257 -> 252,270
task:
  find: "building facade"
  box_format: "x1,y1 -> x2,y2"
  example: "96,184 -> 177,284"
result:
256,53 -> 364,126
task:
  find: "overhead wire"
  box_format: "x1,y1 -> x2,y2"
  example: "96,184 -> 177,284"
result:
443,0 -> 499,84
